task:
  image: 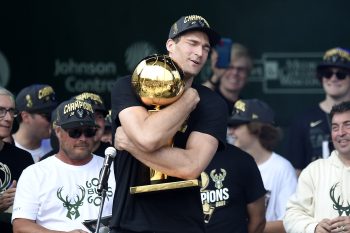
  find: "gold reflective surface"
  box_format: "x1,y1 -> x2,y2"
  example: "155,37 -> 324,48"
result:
131,54 -> 185,107
130,54 -> 199,194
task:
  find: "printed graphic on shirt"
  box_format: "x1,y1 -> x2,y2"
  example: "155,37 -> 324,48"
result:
0,162 -> 11,193
200,169 -> 229,223
330,182 -> 350,216
309,124 -> 329,161
57,178 -> 114,220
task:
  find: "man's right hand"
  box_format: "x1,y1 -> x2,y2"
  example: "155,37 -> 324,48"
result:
181,88 -> 200,112
0,180 -> 16,212
316,219 -> 332,233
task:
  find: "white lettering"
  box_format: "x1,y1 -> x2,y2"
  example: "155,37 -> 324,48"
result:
55,59 -> 117,76
65,76 -> 117,93
201,188 -> 229,204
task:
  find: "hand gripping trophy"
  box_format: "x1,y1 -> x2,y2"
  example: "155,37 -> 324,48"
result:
130,54 -> 200,194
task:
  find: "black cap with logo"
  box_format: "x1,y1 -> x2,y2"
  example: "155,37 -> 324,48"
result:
228,99 -> 275,126
55,99 -> 98,130
317,47 -> 350,71
168,15 -> 220,46
73,92 -> 108,117
16,84 -> 57,114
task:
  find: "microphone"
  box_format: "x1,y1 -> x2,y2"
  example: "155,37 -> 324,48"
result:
97,147 -> 117,195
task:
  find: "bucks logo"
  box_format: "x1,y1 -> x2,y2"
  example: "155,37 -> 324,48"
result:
0,162 -> 11,193
210,169 -> 226,189
330,182 -> 350,216
57,185 -> 86,220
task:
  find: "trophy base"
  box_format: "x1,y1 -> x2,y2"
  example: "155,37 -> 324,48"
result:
130,179 -> 200,194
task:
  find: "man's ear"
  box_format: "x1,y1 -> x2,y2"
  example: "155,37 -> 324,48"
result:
166,39 -> 175,54
55,126 -> 62,139
20,111 -> 31,123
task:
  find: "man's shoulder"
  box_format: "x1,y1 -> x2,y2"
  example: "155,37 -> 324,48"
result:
2,142 -> 32,158
294,105 -> 325,121
213,144 -> 256,167
195,84 -> 227,110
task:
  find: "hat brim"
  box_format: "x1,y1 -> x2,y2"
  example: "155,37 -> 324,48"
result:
60,121 -> 99,130
227,118 -> 250,127
172,27 -> 220,46
317,62 -> 350,71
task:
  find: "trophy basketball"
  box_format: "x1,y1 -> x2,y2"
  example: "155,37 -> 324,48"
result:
129,54 -> 200,194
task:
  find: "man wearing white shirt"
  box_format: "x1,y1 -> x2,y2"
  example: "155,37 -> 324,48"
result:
12,98 -> 115,233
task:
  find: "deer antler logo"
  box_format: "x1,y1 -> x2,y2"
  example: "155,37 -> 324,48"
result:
210,169 -> 226,189
57,185 -> 86,220
329,182 -> 350,216
0,162 -> 11,193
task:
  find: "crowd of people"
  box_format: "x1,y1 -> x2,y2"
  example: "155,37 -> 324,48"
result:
0,13 -> 350,233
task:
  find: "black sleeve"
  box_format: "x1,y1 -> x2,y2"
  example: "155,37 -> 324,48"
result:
241,154 -> 266,203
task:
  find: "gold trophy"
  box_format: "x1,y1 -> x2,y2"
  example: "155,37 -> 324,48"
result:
129,54 -> 200,194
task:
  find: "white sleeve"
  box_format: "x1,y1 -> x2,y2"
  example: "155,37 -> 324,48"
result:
12,166 -> 40,222
275,163 -> 298,219
283,167 -> 318,233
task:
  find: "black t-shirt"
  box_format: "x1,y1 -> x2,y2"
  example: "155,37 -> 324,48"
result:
285,105 -> 333,170
0,142 -> 34,233
110,76 -> 228,233
93,141 -> 112,157
201,144 -> 266,233
214,87 -> 242,115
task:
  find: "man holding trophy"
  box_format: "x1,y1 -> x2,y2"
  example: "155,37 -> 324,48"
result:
110,15 -> 228,233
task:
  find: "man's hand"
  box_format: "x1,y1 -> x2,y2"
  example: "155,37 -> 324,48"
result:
180,87 -> 200,111
115,126 -> 136,152
330,216 -> 350,233
0,180 -> 16,212
315,218 -> 332,233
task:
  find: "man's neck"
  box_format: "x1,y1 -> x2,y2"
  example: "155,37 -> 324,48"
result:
338,153 -> 350,167
219,85 -> 240,103
242,142 -> 272,165
320,95 -> 350,113
13,128 -> 41,150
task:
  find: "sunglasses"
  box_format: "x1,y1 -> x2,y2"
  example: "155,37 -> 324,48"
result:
320,70 -> 350,80
64,127 -> 97,139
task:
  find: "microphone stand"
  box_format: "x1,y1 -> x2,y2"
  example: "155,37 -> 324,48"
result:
95,177 -> 109,233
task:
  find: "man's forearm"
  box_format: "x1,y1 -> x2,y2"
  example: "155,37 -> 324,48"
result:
264,220 -> 286,233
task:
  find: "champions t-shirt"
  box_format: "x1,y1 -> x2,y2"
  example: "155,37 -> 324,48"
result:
110,76 -> 228,233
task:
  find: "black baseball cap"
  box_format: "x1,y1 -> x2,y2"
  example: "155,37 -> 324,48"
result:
73,92 -> 108,117
168,15 -> 220,46
16,84 -> 57,114
55,99 -> 98,130
317,47 -> 350,71
228,99 -> 275,126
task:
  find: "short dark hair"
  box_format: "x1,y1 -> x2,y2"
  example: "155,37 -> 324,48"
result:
330,101 -> 350,122
246,122 -> 282,151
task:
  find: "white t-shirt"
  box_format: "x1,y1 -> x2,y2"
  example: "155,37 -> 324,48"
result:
14,138 -> 52,163
12,155 -> 115,232
258,152 -> 297,221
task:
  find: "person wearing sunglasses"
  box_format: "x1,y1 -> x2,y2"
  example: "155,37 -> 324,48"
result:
285,47 -> 350,176
12,99 -> 115,233
12,84 -> 58,163
74,92 -> 110,156
0,87 -> 34,233
40,92 -> 111,161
